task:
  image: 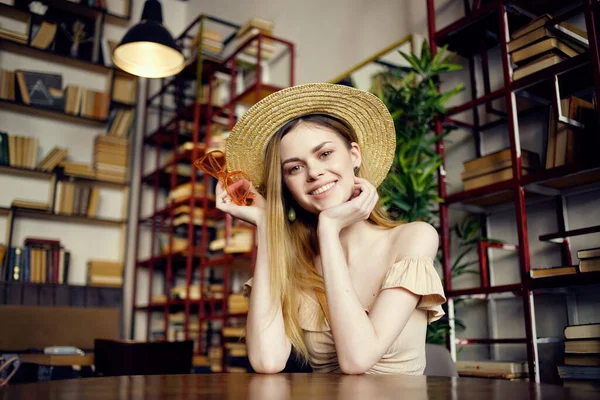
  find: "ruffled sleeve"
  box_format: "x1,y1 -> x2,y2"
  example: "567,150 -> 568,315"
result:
380,256 -> 446,324
243,277 -> 253,299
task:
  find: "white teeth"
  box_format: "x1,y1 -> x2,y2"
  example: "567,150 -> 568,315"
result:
311,182 -> 336,195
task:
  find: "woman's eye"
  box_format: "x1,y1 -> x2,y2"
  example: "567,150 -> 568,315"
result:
288,165 -> 301,175
320,151 -> 332,159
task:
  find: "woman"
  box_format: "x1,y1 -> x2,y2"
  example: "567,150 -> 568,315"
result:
213,83 -> 445,375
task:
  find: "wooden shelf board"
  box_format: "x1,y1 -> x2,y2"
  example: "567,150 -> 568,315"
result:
446,283 -> 523,298
0,165 -> 54,179
512,53 -> 592,101
63,174 -> 129,189
446,163 -> 600,210
0,99 -> 108,126
136,253 -> 230,269
530,271 -> 600,290
0,38 -> 110,74
13,208 -> 125,227
539,225 -> 600,242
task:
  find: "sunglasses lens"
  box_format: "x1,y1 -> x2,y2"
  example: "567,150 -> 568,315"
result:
225,172 -> 253,204
195,151 -> 226,175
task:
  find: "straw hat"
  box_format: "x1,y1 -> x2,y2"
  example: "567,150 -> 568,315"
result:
225,83 -> 396,189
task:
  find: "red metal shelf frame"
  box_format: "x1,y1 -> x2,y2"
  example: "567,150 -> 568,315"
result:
427,0 -> 600,383
131,14 -> 295,371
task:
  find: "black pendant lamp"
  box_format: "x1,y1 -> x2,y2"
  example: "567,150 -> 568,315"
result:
113,0 -> 185,78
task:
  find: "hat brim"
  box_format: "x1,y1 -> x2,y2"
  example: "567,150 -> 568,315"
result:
225,83 -> 396,190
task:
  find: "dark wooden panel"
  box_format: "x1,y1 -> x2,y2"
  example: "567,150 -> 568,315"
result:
0,305 -> 119,351
21,284 -> 39,305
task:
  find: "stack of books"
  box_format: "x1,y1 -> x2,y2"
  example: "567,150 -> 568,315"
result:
207,283 -> 224,299
60,161 -> 95,178
209,226 -> 254,254
559,323 -> 600,391
235,17 -> 275,60
191,28 -> 224,56
0,132 -> 38,168
167,182 -> 206,204
170,284 -> 201,301
461,148 -> 541,191
208,346 -> 224,372
223,326 -> 248,372
0,18 -> 28,44
93,134 -> 128,183
578,247 -> 600,273
87,260 -> 123,287
228,292 -> 249,315
508,14 -> 588,80
455,360 -> 528,379
54,182 -> 100,217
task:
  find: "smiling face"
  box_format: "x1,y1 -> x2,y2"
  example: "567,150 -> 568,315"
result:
279,121 -> 361,214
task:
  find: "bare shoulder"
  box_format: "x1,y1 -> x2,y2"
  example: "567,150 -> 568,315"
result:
389,221 -> 439,261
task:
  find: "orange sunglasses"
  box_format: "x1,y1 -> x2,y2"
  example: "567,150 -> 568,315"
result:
194,150 -> 255,206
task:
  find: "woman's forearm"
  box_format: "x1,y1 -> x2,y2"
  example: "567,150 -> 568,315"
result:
245,220 -> 291,373
317,224 -> 380,374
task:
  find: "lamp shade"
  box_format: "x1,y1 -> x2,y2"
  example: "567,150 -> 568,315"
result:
113,0 -> 185,78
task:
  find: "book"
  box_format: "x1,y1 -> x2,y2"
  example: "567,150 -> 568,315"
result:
564,354 -> 600,367
511,14 -> 552,39
513,53 -> 566,80
565,339 -> 600,354
565,323 -> 600,340
455,360 -> 528,378
511,37 -> 582,66
579,258 -> 600,273
578,248 -> 600,260
463,148 -> 540,172
463,167 -> 533,191
30,21 -> 57,50
15,70 -> 64,110
558,365 -> 600,380
529,266 -> 577,278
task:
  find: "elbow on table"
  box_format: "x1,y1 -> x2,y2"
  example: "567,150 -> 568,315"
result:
249,355 -> 287,374
338,356 -> 373,375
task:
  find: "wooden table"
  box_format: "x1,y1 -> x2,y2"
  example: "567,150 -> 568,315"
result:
1,373 -> 597,399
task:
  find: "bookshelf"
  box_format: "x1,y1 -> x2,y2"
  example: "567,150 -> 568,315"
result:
427,0 -> 600,384
0,0 -> 136,311
132,14 -> 295,373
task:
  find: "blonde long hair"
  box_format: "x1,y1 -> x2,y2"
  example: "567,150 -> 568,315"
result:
260,114 -> 401,363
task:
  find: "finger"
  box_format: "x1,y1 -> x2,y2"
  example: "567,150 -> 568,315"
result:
215,181 -> 225,197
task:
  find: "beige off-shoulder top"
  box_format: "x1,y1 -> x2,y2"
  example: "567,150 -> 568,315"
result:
244,256 -> 446,375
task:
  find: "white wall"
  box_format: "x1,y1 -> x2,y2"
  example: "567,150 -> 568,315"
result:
187,0 -> 425,84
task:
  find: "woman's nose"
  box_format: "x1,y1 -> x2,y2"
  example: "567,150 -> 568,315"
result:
306,162 -> 324,180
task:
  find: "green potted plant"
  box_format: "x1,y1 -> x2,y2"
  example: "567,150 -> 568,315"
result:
372,40 -> 476,344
